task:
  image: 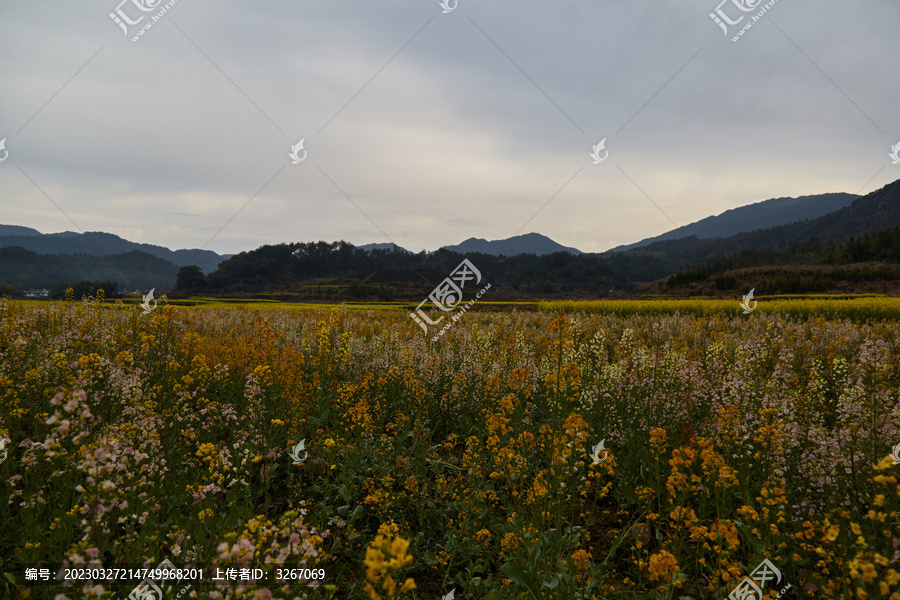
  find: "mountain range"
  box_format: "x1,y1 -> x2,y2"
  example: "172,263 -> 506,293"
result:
443,233 -> 582,256
1,179 -> 898,297
0,227 -> 230,275
619,180 -> 900,265
610,192 -> 859,251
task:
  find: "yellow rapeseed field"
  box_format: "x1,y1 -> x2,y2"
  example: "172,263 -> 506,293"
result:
1,296 -> 899,599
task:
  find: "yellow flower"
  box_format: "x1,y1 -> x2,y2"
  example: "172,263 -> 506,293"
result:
501,533 -> 520,556
364,582 -> 379,600
365,544 -> 386,580
389,537 -> 411,565
649,428 -> 668,457
196,443 -> 216,457
382,575 -> 397,595
363,529 -> 415,599
572,549 -> 591,570
647,550 -> 680,583
874,455 -> 896,471
378,520 -> 400,537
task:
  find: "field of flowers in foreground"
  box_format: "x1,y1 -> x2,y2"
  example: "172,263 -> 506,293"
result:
1,298 -> 899,600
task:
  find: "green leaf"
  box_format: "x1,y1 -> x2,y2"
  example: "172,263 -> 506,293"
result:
503,563 -> 543,600
478,593 -> 502,600
623,486 -> 638,505
350,505 -> 364,521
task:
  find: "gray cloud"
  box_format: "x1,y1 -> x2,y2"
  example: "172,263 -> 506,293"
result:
1,0 -> 898,255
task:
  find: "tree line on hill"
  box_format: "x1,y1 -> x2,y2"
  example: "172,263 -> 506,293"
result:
169,241 -> 677,299
0,246 -> 176,293
663,227 -> 900,294
4,175 -> 900,301
1,240 -> 668,301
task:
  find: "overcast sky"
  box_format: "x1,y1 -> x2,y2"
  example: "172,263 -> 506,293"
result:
1,0 -> 898,255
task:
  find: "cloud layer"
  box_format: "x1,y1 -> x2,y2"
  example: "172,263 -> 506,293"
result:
1,0 -> 898,254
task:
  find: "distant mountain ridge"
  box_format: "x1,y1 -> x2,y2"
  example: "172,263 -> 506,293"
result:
619,180 -> 900,268
0,228 -> 231,274
611,192 -> 858,251
359,242 -> 410,253
727,181 -> 900,248
0,225 -> 41,237
443,233 -> 582,256
3,178 -> 899,299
